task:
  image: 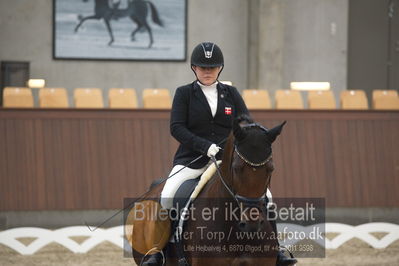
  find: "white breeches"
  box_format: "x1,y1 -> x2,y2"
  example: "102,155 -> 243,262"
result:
160,164 -> 209,209
160,162 -> 273,210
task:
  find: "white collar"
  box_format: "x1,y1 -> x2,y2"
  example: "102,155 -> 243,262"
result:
197,81 -> 218,90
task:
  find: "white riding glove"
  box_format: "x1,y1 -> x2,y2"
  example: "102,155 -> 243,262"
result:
207,144 -> 221,158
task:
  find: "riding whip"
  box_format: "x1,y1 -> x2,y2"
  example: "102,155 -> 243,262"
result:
85,137 -> 227,232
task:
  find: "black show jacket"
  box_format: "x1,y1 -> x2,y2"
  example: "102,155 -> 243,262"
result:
170,81 -> 249,169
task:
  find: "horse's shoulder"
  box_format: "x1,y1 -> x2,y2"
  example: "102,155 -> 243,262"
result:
195,172 -> 219,198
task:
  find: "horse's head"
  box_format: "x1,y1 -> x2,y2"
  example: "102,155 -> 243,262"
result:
231,115 -> 285,197
221,115 -> 286,232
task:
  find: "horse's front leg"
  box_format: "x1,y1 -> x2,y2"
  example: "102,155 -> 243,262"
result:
103,18 -> 114,45
130,17 -> 141,41
74,15 -> 97,33
132,25 -> 144,41
143,23 -> 153,48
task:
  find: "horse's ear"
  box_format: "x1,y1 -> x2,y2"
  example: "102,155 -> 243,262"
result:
267,121 -> 287,143
233,118 -> 246,141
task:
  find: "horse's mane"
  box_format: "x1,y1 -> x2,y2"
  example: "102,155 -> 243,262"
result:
219,131 -> 234,176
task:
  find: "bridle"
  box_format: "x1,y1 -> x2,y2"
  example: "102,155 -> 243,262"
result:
211,154 -> 271,211
211,123 -> 273,210
235,147 -> 272,167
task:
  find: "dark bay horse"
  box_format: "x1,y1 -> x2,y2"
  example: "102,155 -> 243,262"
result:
129,116 -> 286,266
74,0 -> 163,47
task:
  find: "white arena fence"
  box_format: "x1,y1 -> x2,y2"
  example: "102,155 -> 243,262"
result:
0,223 -> 398,255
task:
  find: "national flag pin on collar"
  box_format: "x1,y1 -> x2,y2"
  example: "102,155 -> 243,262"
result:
225,107 -> 232,115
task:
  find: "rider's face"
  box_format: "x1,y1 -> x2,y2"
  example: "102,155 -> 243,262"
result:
192,66 -> 222,86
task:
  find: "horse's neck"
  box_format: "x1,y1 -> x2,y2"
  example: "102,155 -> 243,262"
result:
200,169 -> 232,199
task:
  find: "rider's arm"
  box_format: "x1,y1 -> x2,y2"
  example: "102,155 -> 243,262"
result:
230,86 -> 250,118
170,86 -> 213,155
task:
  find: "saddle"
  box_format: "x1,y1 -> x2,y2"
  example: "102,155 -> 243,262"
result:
171,161 -> 221,266
128,161 -> 221,259
173,161 -> 221,212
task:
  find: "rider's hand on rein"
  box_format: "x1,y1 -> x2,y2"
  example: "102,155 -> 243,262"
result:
207,144 -> 221,158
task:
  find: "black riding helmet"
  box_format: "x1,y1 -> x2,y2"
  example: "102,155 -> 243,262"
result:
191,42 -> 224,83
191,42 -> 224,68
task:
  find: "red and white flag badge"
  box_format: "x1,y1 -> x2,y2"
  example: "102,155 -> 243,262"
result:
225,107 -> 232,115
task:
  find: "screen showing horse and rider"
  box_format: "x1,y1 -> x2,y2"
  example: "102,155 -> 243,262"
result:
53,0 -> 187,60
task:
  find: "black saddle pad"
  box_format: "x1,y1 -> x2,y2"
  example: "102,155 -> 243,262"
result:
169,177 -> 200,237
172,177 -> 200,211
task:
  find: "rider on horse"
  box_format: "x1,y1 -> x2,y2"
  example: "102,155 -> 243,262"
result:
141,42 -> 297,266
